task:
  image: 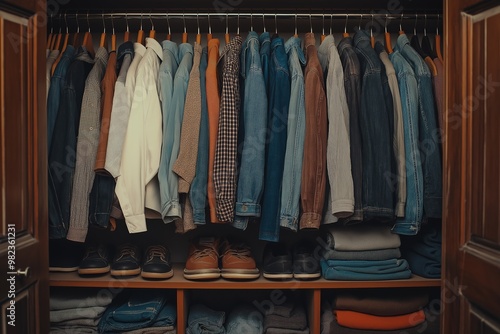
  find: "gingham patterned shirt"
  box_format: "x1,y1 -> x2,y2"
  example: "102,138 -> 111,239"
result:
214,36 -> 243,222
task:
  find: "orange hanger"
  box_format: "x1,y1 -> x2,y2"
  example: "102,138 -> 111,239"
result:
435,14 -> 443,62
399,13 -> 405,35
124,13 -> 130,42
47,14 -> 54,49
166,13 -> 171,41
137,13 -> 144,45
148,14 -> 156,40
110,14 -> 116,51
343,14 -> 350,38
225,13 -> 230,44
182,13 -> 188,43
370,15 -> 375,48
294,14 -> 298,38
72,12 -> 81,49
207,13 -> 212,42
196,13 -> 201,45
99,13 -> 107,48
384,14 -> 393,54
51,12 -> 69,75
82,12 -> 95,58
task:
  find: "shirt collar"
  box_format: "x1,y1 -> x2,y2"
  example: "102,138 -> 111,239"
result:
133,42 -> 146,57
117,41 -> 134,61
285,36 -> 306,65
304,32 -> 316,49
145,37 -> 163,61
396,33 -> 411,50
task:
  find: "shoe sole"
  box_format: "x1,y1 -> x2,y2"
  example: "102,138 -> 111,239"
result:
49,266 -> 79,272
293,272 -> 321,280
78,266 -> 110,275
221,268 -> 260,280
141,270 -> 174,279
263,272 -> 294,280
110,268 -> 141,277
183,268 -> 220,280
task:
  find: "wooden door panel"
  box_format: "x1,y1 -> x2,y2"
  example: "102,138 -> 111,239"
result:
468,305 -> 500,334
0,285 -> 36,333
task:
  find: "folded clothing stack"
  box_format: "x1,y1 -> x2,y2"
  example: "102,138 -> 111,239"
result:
97,290 -> 176,333
402,224 -> 442,278
226,304 -> 264,334
50,288 -> 114,334
321,290 -> 440,334
320,224 -> 411,280
187,303 -> 226,334
263,301 -> 309,334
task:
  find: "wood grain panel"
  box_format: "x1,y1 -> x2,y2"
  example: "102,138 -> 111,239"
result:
469,305 -> 500,333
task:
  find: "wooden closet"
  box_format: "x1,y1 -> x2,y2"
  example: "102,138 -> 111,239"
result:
1,0 -> 499,333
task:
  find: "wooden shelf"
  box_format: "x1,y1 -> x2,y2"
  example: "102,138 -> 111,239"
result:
50,264 -> 441,289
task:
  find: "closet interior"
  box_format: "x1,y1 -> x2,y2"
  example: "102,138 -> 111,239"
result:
45,0 -> 445,333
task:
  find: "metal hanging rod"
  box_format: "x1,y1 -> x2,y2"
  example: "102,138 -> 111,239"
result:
61,12 -> 442,20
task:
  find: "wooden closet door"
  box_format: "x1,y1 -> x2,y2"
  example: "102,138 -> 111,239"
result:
444,0 -> 500,333
0,1 -> 48,333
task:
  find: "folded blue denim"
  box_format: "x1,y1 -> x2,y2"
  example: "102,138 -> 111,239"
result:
187,303 -> 226,334
404,251 -> 440,278
226,304 -> 263,334
98,291 -> 174,333
322,248 -> 401,261
320,258 -> 411,280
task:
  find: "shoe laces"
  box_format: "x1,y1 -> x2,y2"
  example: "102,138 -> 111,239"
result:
146,246 -> 167,262
221,243 -> 252,259
192,246 -> 218,260
116,245 -> 137,260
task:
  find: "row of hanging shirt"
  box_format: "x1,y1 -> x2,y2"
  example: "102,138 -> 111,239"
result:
46,15 -> 444,243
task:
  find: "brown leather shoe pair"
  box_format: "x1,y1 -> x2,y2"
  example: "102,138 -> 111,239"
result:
183,237 -> 260,280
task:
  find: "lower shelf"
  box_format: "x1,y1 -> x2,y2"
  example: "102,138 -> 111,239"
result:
49,263 -> 441,289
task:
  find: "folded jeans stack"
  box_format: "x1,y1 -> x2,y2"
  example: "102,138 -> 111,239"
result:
186,303 -> 226,334
263,302 -> 309,334
97,290 -> 176,333
321,224 -> 411,280
402,224 -> 442,278
50,289 -> 114,333
321,290 -> 440,334
225,304 -> 264,334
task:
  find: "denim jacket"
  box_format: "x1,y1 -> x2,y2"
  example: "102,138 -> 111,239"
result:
354,30 -> 395,220
280,36 -> 306,231
396,34 -> 442,222
233,31 -> 268,230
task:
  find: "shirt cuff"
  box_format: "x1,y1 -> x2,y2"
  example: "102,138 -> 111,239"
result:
124,213 -> 147,233
235,202 -> 261,216
300,212 -> 322,229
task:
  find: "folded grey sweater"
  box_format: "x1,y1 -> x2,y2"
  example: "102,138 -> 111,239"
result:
324,224 -> 401,251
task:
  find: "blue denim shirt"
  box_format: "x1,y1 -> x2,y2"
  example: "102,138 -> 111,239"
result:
259,36 -> 290,242
354,30 -> 395,219
259,32 -> 271,92
389,50 -> 424,235
233,31 -> 268,230
396,34 -> 442,222
280,36 -> 306,231
47,45 -> 75,150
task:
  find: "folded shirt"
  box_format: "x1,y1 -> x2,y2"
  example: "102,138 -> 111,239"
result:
325,315 -> 439,334
264,302 -> 295,317
320,259 -> 412,280
264,305 -> 307,331
187,303 -> 225,334
50,288 -> 114,311
322,248 -> 401,261
50,306 -> 106,323
405,251 -> 441,278
334,289 -> 429,316
324,224 -> 401,251
335,309 -> 426,330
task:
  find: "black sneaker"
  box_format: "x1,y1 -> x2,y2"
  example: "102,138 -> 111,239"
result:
110,244 -> 141,277
262,243 -> 293,280
49,240 -> 85,272
141,245 -> 174,279
293,241 -> 321,280
78,244 -> 111,275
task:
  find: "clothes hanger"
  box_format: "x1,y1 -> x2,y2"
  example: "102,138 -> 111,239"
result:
82,12 -> 95,57
225,13 -> 230,44
237,13 -> 240,36
309,13 -> 313,35
399,13 -> 405,35
321,14 -> 326,42
47,14 -> 54,49
250,12 -> 253,32
435,14 -> 443,62
294,14 -> 298,37
51,12 -> 69,75
73,12 -> 81,49
370,14 -> 375,48
196,13 -> 201,45
207,13 -> 212,41
343,14 -> 349,38
182,13 -> 188,43
275,14 -> 278,35
384,14 -> 394,54
124,13 -> 130,42
99,13 -> 107,48
52,14 -> 62,51
410,14 -> 428,59
421,14 -> 437,59
263,13 -> 266,34
148,13 -> 156,40
111,14 -> 116,52
330,14 -> 333,36
137,13 -> 144,44
165,13 -> 171,41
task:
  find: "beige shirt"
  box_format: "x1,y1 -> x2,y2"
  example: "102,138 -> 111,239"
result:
115,38 -> 164,233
